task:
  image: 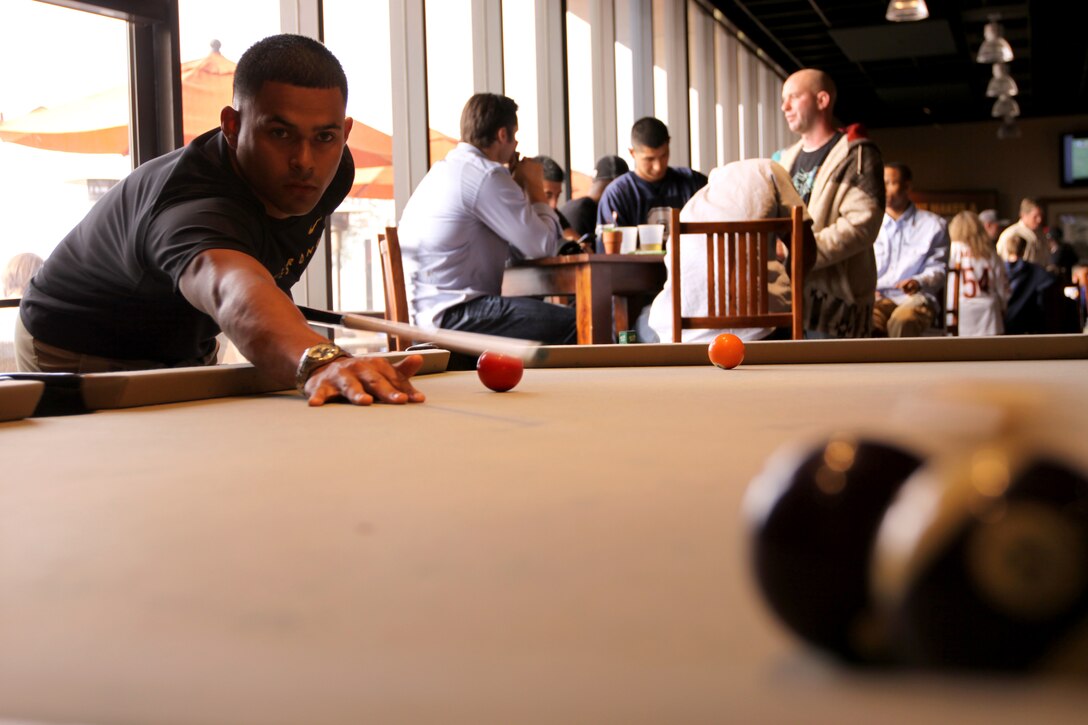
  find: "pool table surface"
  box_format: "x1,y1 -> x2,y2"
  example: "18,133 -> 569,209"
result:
3,335 -> 1088,724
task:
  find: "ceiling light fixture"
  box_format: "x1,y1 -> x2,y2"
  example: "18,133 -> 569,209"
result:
977,18 -> 1014,64
997,118 -> 1021,140
992,94 -> 1020,119
885,0 -> 929,22
986,64 -> 1019,97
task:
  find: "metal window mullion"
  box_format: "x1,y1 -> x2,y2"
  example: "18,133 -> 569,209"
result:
472,0 -> 504,94
128,10 -> 181,167
390,0 -> 430,219
280,0 -> 321,38
663,0 -> 689,166
282,0 -> 329,310
590,0 -> 618,164
628,0 -> 654,121
737,47 -> 759,160
535,0 -> 568,170
688,3 -> 715,174
715,27 -> 739,166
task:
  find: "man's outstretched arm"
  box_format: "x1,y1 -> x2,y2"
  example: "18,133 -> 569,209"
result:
179,248 -> 425,406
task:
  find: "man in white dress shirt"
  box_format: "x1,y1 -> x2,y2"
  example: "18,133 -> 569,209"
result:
996,198 -> 1047,264
398,93 -> 575,345
872,162 -> 949,337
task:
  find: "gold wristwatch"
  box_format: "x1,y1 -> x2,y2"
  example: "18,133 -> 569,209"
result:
295,342 -> 350,393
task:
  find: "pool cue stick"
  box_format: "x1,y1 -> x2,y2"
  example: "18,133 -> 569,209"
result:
298,307 -> 544,363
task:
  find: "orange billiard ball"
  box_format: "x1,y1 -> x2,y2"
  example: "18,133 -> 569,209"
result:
708,333 -> 745,369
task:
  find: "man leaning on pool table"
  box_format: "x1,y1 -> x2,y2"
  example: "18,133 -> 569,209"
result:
15,34 -> 424,408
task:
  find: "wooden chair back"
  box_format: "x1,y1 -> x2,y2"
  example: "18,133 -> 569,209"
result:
945,264 -> 961,336
378,227 -> 412,351
668,206 -> 809,341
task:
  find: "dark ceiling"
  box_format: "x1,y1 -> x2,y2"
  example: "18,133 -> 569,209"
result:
708,0 -> 1088,129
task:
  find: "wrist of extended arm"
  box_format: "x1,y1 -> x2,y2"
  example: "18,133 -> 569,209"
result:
295,342 -> 351,393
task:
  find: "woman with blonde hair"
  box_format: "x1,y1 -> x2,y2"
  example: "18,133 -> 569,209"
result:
948,210 -> 1009,336
3,253 -> 43,298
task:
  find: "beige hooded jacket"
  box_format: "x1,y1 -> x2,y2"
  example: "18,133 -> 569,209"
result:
774,124 -> 884,337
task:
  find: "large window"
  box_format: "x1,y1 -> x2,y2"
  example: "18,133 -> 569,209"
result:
324,0 -> 398,340
0,1 -> 132,369
688,1 -> 715,174
566,0 -> 596,194
0,1 -> 131,269
715,26 -> 740,167
177,0 -> 281,144
614,0 -> 637,167
652,0 -> 669,126
503,0 -> 540,158
1,0 -> 798,368
737,47 -> 760,160
425,0 -> 473,166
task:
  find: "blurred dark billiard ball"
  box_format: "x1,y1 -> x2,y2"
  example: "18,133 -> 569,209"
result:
881,456 -> 1088,670
744,437 -> 924,662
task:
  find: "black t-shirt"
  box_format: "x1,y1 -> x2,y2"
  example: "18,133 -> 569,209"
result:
20,129 -> 354,364
789,131 -> 842,204
560,196 -> 598,238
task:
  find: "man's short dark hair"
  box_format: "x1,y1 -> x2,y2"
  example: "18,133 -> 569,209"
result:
461,93 -> 519,149
885,161 -> 912,183
631,117 -> 670,149
535,155 -> 565,183
234,34 -> 348,105
594,155 -> 629,180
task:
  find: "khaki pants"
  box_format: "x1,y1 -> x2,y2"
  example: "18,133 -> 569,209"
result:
14,315 -> 216,373
872,294 -> 934,338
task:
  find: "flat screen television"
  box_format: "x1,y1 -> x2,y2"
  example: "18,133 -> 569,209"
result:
1060,132 -> 1088,187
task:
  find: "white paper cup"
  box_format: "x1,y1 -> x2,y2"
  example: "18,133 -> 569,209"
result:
618,226 -> 638,254
638,223 -> 665,251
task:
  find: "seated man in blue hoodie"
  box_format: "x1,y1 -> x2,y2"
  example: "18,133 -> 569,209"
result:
596,117 -> 707,229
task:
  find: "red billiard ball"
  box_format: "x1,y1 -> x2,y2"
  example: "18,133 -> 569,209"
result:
708,333 -> 745,369
476,351 -> 524,392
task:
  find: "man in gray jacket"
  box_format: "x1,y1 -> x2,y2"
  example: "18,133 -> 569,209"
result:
774,68 -> 884,338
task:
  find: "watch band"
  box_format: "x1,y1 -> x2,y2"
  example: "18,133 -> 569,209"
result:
295,342 -> 350,393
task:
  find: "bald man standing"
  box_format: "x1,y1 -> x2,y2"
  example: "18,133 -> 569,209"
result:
773,68 -> 884,338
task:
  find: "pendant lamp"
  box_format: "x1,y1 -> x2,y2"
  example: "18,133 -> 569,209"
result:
977,20 -> 1014,64
886,0 -> 929,22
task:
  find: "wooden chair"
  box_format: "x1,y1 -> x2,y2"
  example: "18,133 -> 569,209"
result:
669,206 -> 810,341
945,264 -> 961,336
378,227 -> 412,351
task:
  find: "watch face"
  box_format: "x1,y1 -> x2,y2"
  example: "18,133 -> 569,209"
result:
297,343 -> 346,392
312,344 -> 340,363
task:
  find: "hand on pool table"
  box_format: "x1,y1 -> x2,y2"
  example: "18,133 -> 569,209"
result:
302,354 -> 426,407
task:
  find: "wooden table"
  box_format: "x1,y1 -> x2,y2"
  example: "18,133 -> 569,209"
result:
502,253 -> 666,344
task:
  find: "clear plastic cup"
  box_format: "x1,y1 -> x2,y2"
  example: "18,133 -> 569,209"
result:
638,223 -> 665,252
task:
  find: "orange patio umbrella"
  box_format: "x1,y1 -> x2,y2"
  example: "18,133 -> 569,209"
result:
0,85 -> 128,155
0,43 -> 393,180
345,128 -> 464,199
350,164 -> 393,200
428,127 -> 460,165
